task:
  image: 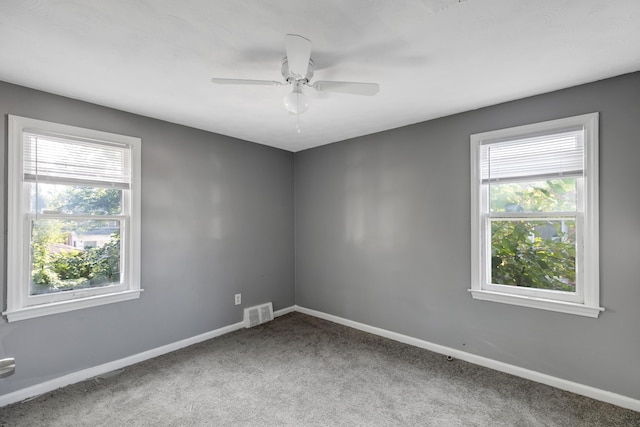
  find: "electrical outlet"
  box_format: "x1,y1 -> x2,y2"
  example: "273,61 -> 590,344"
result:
235,294 -> 241,305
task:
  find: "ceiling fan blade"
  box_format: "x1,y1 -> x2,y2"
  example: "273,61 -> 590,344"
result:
211,78 -> 283,86
312,81 -> 380,96
285,34 -> 312,77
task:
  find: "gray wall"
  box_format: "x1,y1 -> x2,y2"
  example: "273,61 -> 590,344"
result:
294,72 -> 640,400
0,81 -> 295,394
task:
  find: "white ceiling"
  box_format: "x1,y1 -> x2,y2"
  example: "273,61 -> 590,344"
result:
1,1 -> 639,152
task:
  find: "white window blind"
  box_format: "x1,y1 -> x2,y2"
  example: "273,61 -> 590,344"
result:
23,130 -> 131,189
481,129 -> 584,183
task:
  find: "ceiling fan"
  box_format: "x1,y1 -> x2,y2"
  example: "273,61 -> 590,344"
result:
211,34 -> 380,115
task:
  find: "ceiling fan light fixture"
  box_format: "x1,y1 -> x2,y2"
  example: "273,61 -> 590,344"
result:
283,85 -> 309,114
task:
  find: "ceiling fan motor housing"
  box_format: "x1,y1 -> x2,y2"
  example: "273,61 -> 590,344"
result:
281,57 -> 314,82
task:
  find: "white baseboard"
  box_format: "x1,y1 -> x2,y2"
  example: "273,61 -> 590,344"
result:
295,305 -> 640,413
3,304 -> 638,414
274,305 -> 296,317
0,304 -> 297,408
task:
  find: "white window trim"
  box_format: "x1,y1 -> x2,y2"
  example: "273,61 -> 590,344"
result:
469,113 -> 603,318
4,115 -> 142,322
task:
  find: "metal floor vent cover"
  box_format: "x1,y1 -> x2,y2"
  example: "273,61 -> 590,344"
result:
244,302 -> 274,328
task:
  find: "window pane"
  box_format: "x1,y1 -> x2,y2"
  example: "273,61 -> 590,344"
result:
491,219 -> 576,292
30,183 -> 122,215
490,178 -> 577,213
30,219 -> 122,295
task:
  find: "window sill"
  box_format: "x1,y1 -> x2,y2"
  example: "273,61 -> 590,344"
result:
3,289 -> 142,322
469,289 -> 604,318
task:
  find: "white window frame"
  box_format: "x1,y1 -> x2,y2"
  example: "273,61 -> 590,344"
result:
4,115 -> 142,322
470,113 -> 603,318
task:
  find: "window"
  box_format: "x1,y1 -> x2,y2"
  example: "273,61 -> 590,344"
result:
470,113 -> 602,317
4,115 -> 141,322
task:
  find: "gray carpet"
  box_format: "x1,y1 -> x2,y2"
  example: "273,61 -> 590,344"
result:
1,312 -> 638,426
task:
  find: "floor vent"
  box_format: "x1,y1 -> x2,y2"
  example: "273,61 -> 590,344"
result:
244,302 -> 273,328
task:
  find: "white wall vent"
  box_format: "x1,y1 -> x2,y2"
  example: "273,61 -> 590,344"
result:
244,302 -> 273,328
